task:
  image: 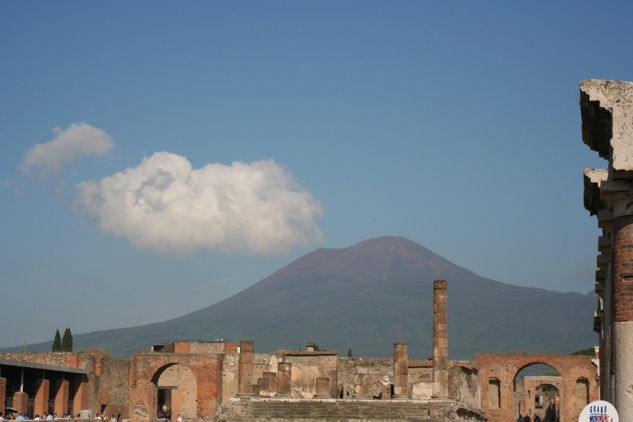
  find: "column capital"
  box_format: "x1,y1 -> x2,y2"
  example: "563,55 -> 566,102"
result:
600,179 -> 633,218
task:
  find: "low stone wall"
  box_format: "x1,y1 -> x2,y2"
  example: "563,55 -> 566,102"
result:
0,352 -> 77,368
217,397 -> 484,421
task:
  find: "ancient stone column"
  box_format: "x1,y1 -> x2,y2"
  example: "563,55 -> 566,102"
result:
581,79 -> 633,420
315,377 -> 330,398
13,391 -> 28,416
392,343 -> 408,398
34,379 -> 50,417
276,362 -> 292,397
613,215 -> 633,420
238,341 -> 255,395
433,279 -> 448,398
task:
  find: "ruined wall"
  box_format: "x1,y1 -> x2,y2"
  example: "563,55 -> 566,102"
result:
409,360 -> 433,399
175,342 -> 238,355
337,357 -> 392,399
449,363 -> 479,411
156,364 -> 197,420
220,353 -> 239,402
280,354 -> 337,399
218,397 -> 485,421
81,354 -> 129,419
251,353 -> 276,393
0,352 -> 78,368
128,352 -> 221,422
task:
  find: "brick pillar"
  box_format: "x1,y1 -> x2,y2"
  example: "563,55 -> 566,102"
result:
0,377 -> 6,415
54,379 -> 69,417
392,343 -> 408,398
613,216 -> 633,421
34,379 -> 50,417
13,391 -> 29,417
433,279 -> 448,398
315,378 -> 330,398
73,376 -> 89,416
238,341 -> 254,395
277,362 -> 291,396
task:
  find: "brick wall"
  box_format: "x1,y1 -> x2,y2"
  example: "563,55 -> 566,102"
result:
614,216 -> 633,322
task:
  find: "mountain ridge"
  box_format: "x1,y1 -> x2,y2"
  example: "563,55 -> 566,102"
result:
2,236 -> 596,359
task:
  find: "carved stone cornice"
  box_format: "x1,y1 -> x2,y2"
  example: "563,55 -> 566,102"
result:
580,79 -> 633,170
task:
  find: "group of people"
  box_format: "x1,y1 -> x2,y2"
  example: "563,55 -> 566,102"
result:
517,406 -> 559,422
0,413 -> 117,422
517,415 -> 541,422
1,413 -> 67,421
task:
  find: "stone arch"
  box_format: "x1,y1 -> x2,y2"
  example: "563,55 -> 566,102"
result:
151,363 -> 197,422
512,360 -> 563,386
475,353 -> 598,422
128,353 -> 220,422
512,362 -> 561,420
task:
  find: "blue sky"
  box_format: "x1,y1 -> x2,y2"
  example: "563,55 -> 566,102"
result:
1,1 -> 631,348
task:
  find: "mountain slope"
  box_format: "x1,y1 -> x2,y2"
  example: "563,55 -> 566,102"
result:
6,236 -> 596,359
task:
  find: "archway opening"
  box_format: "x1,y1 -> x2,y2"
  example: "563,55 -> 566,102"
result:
487,377 -> 501,409
151,364 -> 197,422
575,377 -> 590,410
513,364 -> 560,422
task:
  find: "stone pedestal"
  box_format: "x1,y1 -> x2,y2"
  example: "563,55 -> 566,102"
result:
257,372 -> 277,397
34,379 -> 50,417
264,372 -> 277,395
392,343 -> 408,399
433,280 -> 448,398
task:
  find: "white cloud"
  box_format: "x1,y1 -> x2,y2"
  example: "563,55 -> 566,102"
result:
22,122 -> 114,177
74,152 -> 323,255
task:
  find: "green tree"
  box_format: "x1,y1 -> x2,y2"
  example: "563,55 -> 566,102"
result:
347,349 -> 353,357
61,328 -> 73,352
52,329 -> 62,352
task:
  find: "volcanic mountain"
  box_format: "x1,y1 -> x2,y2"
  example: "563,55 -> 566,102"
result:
10,236 -> 596,359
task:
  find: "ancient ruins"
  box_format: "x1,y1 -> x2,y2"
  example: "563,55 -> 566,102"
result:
4,78 -> 633,421
0,280 -> 598,421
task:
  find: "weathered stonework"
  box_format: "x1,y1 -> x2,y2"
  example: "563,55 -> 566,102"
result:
582,78 -> 633,420
0,281 -> 597,422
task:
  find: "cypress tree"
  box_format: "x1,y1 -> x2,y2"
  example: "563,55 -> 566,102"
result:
52,329 -> 62,351
61,328 -> 73,352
